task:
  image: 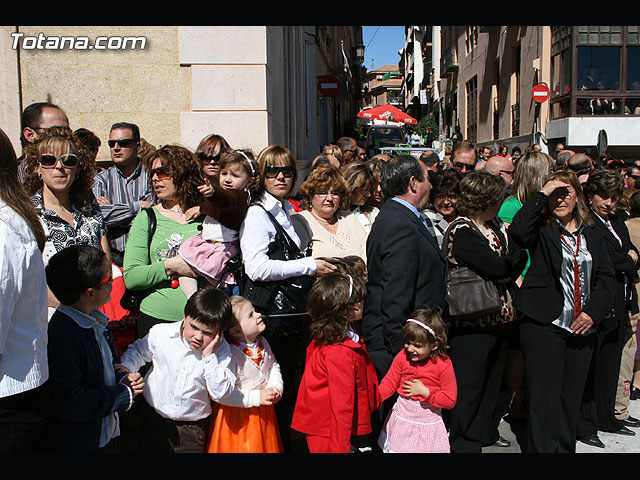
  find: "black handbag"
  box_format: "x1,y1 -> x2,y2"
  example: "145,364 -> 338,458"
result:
442,218 -> 503,320
242,205 -> 313,319
120,207 -> 156,312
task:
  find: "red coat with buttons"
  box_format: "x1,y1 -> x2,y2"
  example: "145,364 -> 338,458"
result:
291,336 -> 381,453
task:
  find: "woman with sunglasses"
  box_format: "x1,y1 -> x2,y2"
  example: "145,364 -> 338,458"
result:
239,144 -> 336,451
122,144 -> 205,339
195,133 -> 231,181
22,127 -> 110,317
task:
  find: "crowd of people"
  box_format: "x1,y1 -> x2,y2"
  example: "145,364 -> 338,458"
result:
3,101 -> 640,454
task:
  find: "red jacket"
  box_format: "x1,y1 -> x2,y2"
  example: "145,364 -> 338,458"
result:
291,336 -> 381,453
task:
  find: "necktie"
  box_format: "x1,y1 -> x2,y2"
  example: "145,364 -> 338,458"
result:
561,233 -> 582,319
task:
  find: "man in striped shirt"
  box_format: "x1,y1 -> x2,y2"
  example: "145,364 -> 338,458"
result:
93,122 -> 153,266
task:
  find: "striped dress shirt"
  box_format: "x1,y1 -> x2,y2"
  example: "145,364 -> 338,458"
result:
92,161 -> 153,254
119,321 -> 236,421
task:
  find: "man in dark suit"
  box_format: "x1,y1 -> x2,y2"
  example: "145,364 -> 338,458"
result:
362,155 -> 447,379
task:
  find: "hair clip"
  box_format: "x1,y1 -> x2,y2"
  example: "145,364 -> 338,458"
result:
406,318 -> 436,338
237,150 -> 256,177
346,274 -> 353,300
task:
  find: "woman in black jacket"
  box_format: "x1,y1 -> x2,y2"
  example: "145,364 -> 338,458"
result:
576,169 -> 640,448
443,170 -> 527,453
508,168 -> 616,453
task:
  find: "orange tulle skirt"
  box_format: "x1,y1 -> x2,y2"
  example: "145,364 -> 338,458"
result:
206,402 -> 283,453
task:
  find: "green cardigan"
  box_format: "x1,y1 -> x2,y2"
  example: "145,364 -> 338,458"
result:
499,195 -> 530,278
122,207 -> 202,322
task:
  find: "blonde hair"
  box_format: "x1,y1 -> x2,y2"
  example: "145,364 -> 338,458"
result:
512,151 -> 554,205
251,144 -> 298,198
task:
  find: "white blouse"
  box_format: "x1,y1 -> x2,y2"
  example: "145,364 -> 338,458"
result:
0,200 -> 49,398
239,192 -> 316,282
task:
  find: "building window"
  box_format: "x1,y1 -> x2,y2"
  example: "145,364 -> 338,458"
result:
466,76 -> 478,143
627,46 -> 640,89
577,46 -> 620,90
465,26 -> 477,55
551,26 -> 640,118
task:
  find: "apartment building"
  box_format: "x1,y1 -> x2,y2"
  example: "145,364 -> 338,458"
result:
0,25 -> 364,173
362,64 -> 403,108
426,25 -> 640,160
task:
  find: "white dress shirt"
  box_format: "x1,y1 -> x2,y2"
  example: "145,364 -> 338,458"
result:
119,321 -> 236,421
239,192 -> 316,282
0,200 -> 49,398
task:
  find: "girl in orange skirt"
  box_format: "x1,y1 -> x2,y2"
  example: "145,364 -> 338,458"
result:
206,296 -> 284,453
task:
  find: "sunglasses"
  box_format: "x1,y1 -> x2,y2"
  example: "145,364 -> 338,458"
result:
264,165 -> 295,179
199,154 -> 219,165
107,138 -> 137,148
39,153 -> 79,169
94,271 -> 113,288
150,167 -> 172,180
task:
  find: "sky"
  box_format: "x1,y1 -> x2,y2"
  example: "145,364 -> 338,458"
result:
362,26 -> 405,71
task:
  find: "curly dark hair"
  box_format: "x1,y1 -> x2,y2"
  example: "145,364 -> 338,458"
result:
149,144 -> 204,210
298,163 -> 350,211
456,170 -> 507,217
22,126 -> 96,212
428,168 -> 462,205
307,273 -> 366,345
584,168 -> 625,200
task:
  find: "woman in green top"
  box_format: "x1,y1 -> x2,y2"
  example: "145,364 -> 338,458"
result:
123,144 -> 204,338
499,151 -> 555,281
498,150 -> 554,424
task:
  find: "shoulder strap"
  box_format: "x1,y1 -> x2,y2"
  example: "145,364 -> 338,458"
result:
441,217 -> 474,256
143,207 -> 157,261
256,203 -> 301,256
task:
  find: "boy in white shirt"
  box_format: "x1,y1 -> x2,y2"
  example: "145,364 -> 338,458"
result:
117,286 -> 236,453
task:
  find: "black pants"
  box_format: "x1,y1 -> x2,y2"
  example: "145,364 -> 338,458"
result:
262,321 -> 308,453
136,397 -> 210,453
520,320 -> 595,453
446,323 -> 510,453
577,314 -> 628,436
0,381 -> 50,454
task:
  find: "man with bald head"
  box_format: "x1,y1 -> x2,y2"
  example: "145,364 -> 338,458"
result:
484,155 -> 515,186
568,152 -> 594,184
555,149 -> 575,168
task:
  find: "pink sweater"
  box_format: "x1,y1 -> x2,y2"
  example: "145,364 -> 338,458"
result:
379,350 -> 457,409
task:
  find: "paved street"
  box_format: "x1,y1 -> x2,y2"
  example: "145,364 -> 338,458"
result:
483,395 -> 640,453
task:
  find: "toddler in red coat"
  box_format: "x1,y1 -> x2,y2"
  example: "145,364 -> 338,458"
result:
378,307 -> 458,453
291,273 -> 380,453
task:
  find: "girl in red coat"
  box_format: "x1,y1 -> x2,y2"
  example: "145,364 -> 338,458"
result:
291,273 -> 381,453
378,307 -> 458,453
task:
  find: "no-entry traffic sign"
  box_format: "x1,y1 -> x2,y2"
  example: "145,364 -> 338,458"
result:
532,83 -> 550,103
318,75 -> 339,97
